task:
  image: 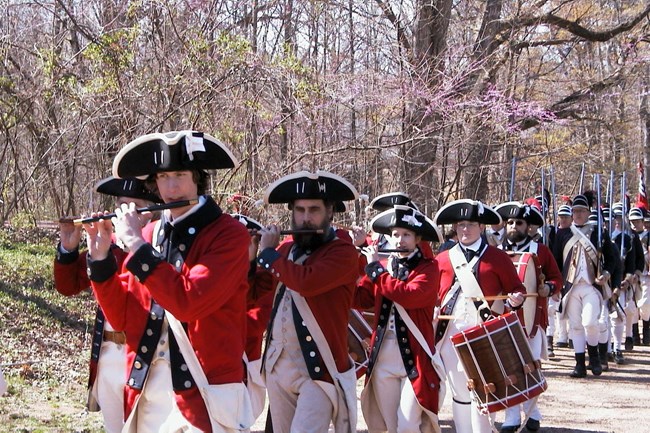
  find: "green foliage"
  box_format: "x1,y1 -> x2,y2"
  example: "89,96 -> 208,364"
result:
215,32 -> 252,68
83,28 -> 139,92
0,235 -> 102,431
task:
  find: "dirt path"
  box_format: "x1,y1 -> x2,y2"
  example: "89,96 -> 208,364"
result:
251,343 -> 650,433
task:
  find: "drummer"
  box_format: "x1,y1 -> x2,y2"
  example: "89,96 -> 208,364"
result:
356,204 -> 443,433
433,199 -> 525,433
494,201 -> 563,433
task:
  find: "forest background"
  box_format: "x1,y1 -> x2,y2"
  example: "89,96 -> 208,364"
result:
2,0 -> 650,226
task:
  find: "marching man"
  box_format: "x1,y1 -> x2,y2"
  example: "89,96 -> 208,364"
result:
433,199 -> 525,433
494,202 -> 563,433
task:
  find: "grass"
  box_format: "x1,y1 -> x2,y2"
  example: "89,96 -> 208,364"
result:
0,228 -> 104,432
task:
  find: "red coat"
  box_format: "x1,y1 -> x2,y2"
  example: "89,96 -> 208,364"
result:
246,268 -> 274,361
530,243 -> 563,330
53,244 -> 128,387
254,235 -> 359,379
91,210 -> 250,432
436,245 -> 526,306
54,244 -> 128,296
355,258 -> 441,413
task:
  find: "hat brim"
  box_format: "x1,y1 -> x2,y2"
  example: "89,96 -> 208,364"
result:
371,208 -> 441,242
495,201 -> 544,226
264,170 -> 358,209
370,192 -> 418,211
434,199 -> 501,225
94,176 -> 162,203
112,131 -> 237,179
231,213 -> 263,231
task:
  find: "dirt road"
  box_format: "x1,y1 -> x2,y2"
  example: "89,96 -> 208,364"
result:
251,343 -> 650,433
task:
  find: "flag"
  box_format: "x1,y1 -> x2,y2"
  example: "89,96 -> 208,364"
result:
637,162 -> 649,210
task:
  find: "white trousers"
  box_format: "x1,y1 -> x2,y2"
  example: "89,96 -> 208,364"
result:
129,359 -> 201,433
367,336 -> 424,433
547,297 -> 569,343
502,330 -> 544,427
639,275 -> 650,321
610,290 -> 627,351
92,341 -> 126,433
565,283 -> 602,351
439,308 -> 494,433
266,348 -> 334,433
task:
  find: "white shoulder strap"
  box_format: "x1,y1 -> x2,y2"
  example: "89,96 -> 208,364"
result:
448,244 -> 491,314
393,303 -> 433,359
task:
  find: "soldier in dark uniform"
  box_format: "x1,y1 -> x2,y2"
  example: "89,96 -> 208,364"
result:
552,194 -> 621,378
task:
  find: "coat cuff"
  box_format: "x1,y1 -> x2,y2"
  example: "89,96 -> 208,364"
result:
257,247 -> 281,270
56,243 -> 79,264
87,253 -> 118,283
125,243 -> 165,283
364,261 -> 387,282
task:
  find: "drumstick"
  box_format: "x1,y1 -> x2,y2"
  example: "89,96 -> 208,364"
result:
436,315 -> 456,320
468,293 -> 539,301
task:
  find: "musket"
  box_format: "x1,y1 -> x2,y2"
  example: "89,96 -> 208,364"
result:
620,172 -> 627,260
550,165 -> 558,231
509,157 -> 517,201
541,167 -> 547,246
607,171 -> 614,234
596,174 -> 614,304
578,162 -> 586,193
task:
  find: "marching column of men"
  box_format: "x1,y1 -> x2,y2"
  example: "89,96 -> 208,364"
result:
53,131 -> 650,433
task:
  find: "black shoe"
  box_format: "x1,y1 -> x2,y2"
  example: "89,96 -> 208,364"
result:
570,353 -> 587,378
633,324 -> 640,345
643,334 -> 650,346
548,348 -> 555,358
588,345 -> 602,376
608,352 -> 615,362
568,339 -> 574,349
614,350 -> 625,364
556,341 -> 569,348
500,426 -> 520,433
526,418 -> 541,431
625,337 -> 634,351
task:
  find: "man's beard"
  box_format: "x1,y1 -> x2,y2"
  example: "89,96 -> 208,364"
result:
291,218 -> 330,251
506,230 -> 527,244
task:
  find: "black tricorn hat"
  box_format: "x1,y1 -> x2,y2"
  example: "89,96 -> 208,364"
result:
370,192 -> 419,212
335,201 -> 346,212
94,176 -> 162,203
264,170 -> 358,211
434,199 -> 501,225
231,213 -> 263,231
494,201 -> 544,226
112,131 -> 237,179
371,205 -> 441,242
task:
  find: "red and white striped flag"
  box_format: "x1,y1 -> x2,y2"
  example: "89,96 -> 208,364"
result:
637,161 -> 649,210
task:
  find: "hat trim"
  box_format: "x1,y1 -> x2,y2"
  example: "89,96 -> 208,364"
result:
433,199 -> 502,225
112,130 -> 238,179
263,170 -> 359,204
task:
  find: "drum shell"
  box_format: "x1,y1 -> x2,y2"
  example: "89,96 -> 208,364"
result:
348,309 -> 373,378
450,312 -> 547,412
507,251 -> 541,337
